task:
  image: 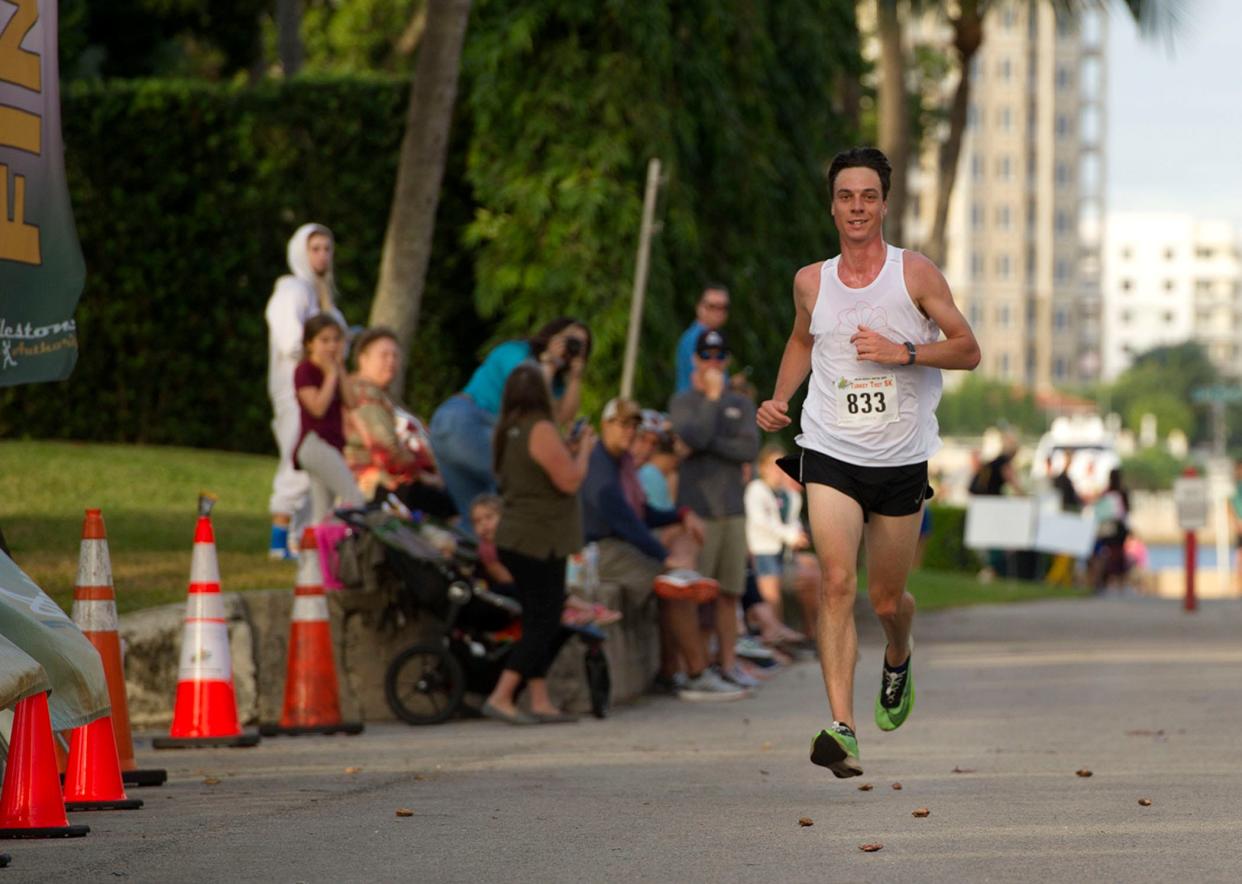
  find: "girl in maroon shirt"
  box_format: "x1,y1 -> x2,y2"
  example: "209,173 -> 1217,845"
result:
294,315 -> 364,522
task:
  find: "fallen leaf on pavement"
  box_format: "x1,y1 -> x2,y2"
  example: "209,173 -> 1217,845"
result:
798,817 -> 814,827
891,782 -> 903,790
344,767 -> 362,774
1138,798 -> 1152,807
859,843 -> 884,852
1076,769 -> 1093,778
912,808 -> 930,818
395,808 -> 414,817
951,766 -> 976,774
202,777 -> 220,785
858,783 -> 874,791
761,741 -> 773,751
759,770 -> 770,776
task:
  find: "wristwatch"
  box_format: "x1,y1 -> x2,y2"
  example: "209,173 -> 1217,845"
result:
903,341 -> 917,365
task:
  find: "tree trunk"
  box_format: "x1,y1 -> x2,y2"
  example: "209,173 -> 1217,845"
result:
369,0 -> 472,399
875,0 -> 907,245
926,0 -> 985,268
276,0 -> 304,77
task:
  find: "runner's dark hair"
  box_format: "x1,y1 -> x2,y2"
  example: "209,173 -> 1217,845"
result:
828,147 -> 892,200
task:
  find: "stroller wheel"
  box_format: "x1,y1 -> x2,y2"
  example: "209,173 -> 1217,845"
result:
385,643 -> 466,725
584,644 -> 611,720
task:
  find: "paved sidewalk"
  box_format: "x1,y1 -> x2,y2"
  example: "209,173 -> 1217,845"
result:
7,597 -> 1242,882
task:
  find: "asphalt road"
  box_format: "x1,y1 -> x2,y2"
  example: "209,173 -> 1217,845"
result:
6,597 -> 1242,883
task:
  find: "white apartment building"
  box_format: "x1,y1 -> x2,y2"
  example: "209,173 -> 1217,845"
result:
1103,212 -> 1242,380
905,3 -> 1106,389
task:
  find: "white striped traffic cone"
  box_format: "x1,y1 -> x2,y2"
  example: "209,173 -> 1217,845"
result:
71,509 -> 167,785
153,495 -> 260,749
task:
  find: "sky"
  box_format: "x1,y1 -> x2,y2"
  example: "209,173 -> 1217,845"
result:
1107,0 -> 1242,229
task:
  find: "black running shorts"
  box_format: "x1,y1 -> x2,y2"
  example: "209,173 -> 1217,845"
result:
777,447 -> 931,521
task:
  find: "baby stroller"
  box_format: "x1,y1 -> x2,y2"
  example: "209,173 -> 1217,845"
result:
336,507 -> 611,725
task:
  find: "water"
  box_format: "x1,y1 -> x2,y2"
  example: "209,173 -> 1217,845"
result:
1147,543 -> 1229,571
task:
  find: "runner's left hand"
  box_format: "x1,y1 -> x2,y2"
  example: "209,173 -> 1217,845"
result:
849,325 -> 902,364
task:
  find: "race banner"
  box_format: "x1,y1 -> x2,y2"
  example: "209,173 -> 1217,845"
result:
0,0 -> 85,386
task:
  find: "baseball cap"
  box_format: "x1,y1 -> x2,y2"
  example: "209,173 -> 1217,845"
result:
601,397 -> 642,424
695,328 -> 729,358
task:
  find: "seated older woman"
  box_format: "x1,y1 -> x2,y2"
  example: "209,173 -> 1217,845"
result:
345,327 -> 456,519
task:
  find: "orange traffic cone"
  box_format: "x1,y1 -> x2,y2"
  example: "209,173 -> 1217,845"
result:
0,694 -> 90,839
261,528 -> 364,737
72,509 -> 167,786
152,496 -> 260,749
63,716 -> 143,811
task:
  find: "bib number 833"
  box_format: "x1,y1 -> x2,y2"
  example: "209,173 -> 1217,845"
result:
845,391 -> 886,415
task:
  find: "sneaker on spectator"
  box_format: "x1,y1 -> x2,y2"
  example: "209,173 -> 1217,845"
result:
678,669 -> 748,702
735,635 -> 775,662
654,569 -> 720,603
718,663 -> 761,689
650,672 -> 689,695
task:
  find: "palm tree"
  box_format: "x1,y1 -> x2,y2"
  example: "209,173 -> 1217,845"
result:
897,0 -> 1183,266
369,0 -> 472,398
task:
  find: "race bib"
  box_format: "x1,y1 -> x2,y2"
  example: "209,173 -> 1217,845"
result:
834,374 -> 899,428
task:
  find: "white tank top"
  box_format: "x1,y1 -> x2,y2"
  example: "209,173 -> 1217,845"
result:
797,245 -> 943,467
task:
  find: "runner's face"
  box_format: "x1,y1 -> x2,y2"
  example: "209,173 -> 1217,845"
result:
307,234 -> 333,275
831,167 -> 886,244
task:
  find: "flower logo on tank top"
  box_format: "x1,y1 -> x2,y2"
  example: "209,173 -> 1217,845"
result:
832,302 -> 896,352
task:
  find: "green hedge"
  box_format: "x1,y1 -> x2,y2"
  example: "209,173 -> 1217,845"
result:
0,76 -> 481,452
920,505 -> 981,573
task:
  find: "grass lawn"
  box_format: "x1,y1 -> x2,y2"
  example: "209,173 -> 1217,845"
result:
906,568 -> 1086,611
1,440 -> 296,614
2,440 -> 1086,616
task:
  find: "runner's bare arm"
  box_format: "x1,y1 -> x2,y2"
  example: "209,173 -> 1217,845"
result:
757,263 -> 820,431
849,252 -> 980,370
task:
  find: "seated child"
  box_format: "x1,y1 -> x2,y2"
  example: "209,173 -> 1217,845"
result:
469,494 -> 619,627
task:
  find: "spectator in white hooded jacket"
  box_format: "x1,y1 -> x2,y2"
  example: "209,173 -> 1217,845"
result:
265,223 -> 348,558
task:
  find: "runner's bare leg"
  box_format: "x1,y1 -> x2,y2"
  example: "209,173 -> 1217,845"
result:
806,484 -> 866,729
864,508 -> 922,667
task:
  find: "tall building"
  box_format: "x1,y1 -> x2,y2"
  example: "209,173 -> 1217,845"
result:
905,3 -> 1107,389
1103,212 -> 1242,380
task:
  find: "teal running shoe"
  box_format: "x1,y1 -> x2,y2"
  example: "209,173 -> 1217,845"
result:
810,722 -> 863,778
874,644 -> 914,732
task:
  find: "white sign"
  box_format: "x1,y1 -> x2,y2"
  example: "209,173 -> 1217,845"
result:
1173,477 -> 1209,531
1033,511 -> 1098,558
964,497 -> 1039,551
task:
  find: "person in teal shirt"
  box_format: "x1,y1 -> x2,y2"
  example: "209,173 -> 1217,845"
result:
429,317 -> 591,529
675,284 -> 730,393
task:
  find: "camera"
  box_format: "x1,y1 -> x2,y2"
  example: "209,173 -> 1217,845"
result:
564,337 -> 584,359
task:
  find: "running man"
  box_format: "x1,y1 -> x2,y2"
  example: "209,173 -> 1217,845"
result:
756,147 -> 980,778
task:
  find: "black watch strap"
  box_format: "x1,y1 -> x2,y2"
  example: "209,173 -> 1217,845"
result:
904,341 -> 917,365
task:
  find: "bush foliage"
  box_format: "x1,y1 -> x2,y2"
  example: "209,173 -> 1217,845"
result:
464,0 -> 861,415
1,76 -> 480,451
6,2 -> 861,450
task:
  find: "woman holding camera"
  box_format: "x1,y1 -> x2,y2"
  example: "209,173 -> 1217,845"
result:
428,317 -> 591,528
482,362 -> 594,724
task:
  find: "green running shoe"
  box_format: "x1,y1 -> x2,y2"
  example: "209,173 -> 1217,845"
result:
874,644 -> 914,732
810,722 -> 863,778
